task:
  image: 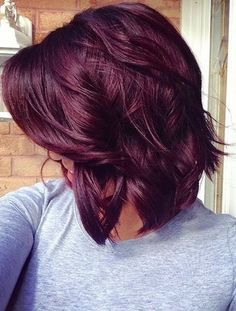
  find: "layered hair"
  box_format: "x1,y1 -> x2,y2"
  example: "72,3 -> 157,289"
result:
2,3 -> 224,244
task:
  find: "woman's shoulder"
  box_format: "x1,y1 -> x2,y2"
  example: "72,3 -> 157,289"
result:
0,179 -> 73,233
181,199 -> 236,230
161,198 -> 236,252
175,198 -> 236,253
0,178 -> 71,202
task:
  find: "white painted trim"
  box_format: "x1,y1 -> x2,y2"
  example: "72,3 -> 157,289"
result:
181,0 -> 212,205
0,111 -> 12,120
0,66 -> 11,120
222,0 -> 236,215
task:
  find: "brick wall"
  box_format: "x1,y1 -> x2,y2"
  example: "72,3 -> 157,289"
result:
0,0 -> 181,196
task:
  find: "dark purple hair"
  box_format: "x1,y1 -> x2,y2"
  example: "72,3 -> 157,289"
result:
2,3 -> 224,244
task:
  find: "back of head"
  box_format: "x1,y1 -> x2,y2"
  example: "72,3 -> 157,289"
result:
2,2 -> 223,244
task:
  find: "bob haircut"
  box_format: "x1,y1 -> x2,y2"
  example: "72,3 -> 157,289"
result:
2,2 -> 224,245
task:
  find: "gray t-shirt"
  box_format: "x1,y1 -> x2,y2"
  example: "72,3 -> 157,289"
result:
0,179 -> 236,311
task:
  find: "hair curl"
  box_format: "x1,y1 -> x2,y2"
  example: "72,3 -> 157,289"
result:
2,3 -> 224,244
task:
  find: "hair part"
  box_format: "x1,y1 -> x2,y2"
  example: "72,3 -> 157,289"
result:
2,2 -> 224,244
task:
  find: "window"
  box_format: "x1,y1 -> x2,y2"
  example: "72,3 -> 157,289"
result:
182,0 -> 236,215
0,61 -> 12,120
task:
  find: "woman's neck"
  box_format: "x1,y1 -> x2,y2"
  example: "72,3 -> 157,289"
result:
109,202 -> 145,242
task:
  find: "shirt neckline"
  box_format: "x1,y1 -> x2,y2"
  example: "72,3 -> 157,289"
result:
73,196 -> 198,249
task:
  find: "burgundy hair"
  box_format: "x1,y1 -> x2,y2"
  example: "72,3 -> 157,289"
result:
2,3 -> 224,244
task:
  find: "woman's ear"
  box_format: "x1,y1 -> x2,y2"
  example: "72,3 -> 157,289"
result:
48,151 -> 63,161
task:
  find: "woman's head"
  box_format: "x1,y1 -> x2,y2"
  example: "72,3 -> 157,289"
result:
2,2 -> 223,244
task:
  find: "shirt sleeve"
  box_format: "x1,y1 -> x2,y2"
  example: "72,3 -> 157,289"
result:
227,221 -> 236,310
0,182 -> 46,310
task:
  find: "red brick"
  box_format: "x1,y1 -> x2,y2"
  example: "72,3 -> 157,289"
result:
95,0 -> 137,7
149,0 -> 180,9
95,0 -> 180,11
0,177 -> 37,196
12,156 -> 43,176
18,7 -> 36,24
16,0 -> 77,10
12,156 -> 62,177
158,7 -> 180,18
170,17 -> 180,30
38,10 -> 77,31
0,136 -> 34,156
34,144 -> 48,156
0,157 -> 11,177
0,123 -> 10,134
34,32 -> 48,44
77,0 -> 97,9
10,122 -> 24,135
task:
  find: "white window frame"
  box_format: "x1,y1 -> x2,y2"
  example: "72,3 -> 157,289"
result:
181,0 -> 236,215
0,65 -> 12,121
222,0 -> 236,216
181,0 -> 212,207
